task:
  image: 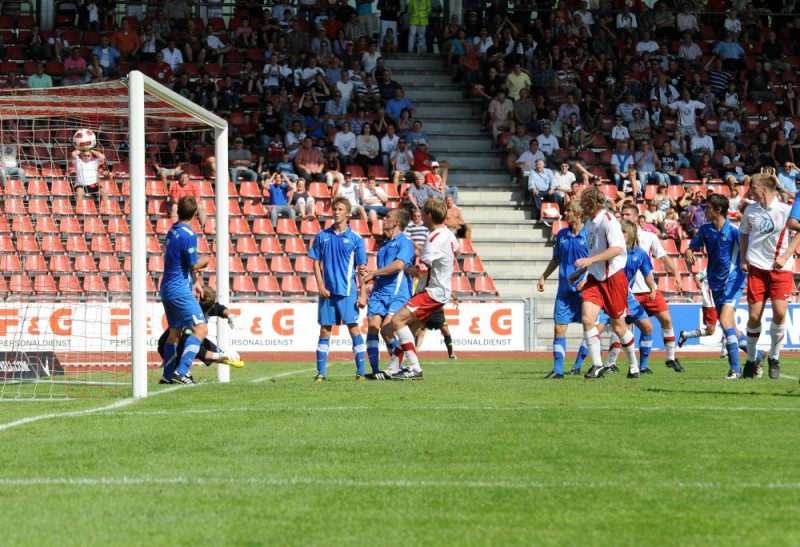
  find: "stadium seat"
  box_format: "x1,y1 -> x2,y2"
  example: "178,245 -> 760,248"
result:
461,257 -> 486,274
252,218 -> 275,236
74,255 -> 98,273
680,276 -> 700,295
363,238 -> 377,254
293,256 -> 314,274
27,179 -> 50,196
8,274 -> 33,295
57,275 -> 83,294
243,201 -> 267,217
368,165 -> 389,180
371,219 -> 383,236
106,217 -> 131,235
299,218 -> 322,236
98,255 -> 122,273
3,179 -> 26,197
304,275 -> 319,293
40,235 -> 65,254
309,182 -> 331,199
232,275 -> 258,294
24,254 -> 48,272
230,256 -> 246,273
75,199 -> 98,216
316,200 -> 332,217
83,274 -> 108,295
148,255 -> 165,272
473,276 -> 498,294
257,276 -> 281,294
115,236 -> 132,254
236,237 -> 259,255
16,235 -> 40,254
100,200 -> 123,216
28,199 -> 50,216
33,275 -> 58,295
51,180 -> 73,197
59,217 -> 83,234
238,181 -> 263,199
228,199 -> 244,217
145,180 -> 168,197
40,163 -> 64,178
345,165 -> 365,178
541,203 -> 561,220
4,197 -> 25,214
91,235 -> 114,254
0,217 -> 9,233
270,256 -> 294,273
155,218 -> 172,235
260,237 -> 283,255
281,275 -> 305,294
48,254 -> 72,274
11,215 -> 34,233
660,238 -> 679,255
0,234 -> 13,252
203,218 -> 216,235
350,219 -> 370,236
83,216 -> 106,235
276,218 -> 299,236
283,237 -> 307,254
108,275 -> 131,293
0,276 -> 7,296
51,198 -> 75,216
229,217 -> 252,236
451,276 -> 473,295
246,255 -> 270,274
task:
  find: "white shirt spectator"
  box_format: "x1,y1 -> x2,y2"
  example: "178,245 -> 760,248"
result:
336,180 -> 360,208
333,130 -> 357,158
668,98 -> 705,127
161,46 -> 184,71
536,133 -> 560,157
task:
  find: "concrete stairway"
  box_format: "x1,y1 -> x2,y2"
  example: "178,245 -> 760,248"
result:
388,53 -> 554,301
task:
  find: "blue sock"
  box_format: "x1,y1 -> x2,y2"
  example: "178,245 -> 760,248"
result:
553,336 -> 566,374
316,338 -> 330,377
352,334 -> 366,376
366,333 -> 380,373
387,337 -> 398,355
573,341 -> 588,370
176,335 -> 201,375
639,333 -> 653,370
738,331 -> 747,353
162,342 -> 177,379
725,327 -> 741,372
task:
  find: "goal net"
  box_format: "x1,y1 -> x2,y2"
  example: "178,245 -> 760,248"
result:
0,74 -> 229,400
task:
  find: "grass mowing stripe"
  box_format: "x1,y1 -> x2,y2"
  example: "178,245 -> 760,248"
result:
1,476 -> 799,490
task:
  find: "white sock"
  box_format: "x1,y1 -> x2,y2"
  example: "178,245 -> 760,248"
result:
604,333 -> 621,367
396,326 -> 420,371
683,329 -> 702,339
620,330 -> 639,372
662,328 -> 676,361
769,321 -> 786,360
746,329 -> 761,362
584,327 -> 603,369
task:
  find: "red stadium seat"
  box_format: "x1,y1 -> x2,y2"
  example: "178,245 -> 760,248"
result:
75,199 -> 98,216
246,256 -> 270,274
243,201 -> 267,217
304,275 -> 319,293
252,218 -> 275,236
28,199 -> 50,216
57,275 -> 83,294
83,275 -> 107,294
260,237 -> 283,255
283,237 -> 307,254
238,181 -> 263,199
12,216 -> 35,233
276,218 -> 299,235
8,274 -> 33,295
83,216 -> 106,235
91,235 -> 114,254
108,275 -> 131,293
98,255 -> 122,273
280,275 -> 305,294
236,237 -> 259,255
107,217 -> 131,235
24,254 -> 48,272
461,257 -> 486,274
59,217 -> 83,234
40,235 -> 65,254
16,235 -> 41,254
257,276 -> 281,294
293,256 -> 314,274
48,254 -> 73,274
232,275 -> 258,294
229,217 -> 252,236
270,256 -> 294,273
451,276 -> 473,295
0,234 -> 13,252
300,218 -> 322,235
74,255 -> 98,273
473,276 -> 498,294
33,275 -> 58,295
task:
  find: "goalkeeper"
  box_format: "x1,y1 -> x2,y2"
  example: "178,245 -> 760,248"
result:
158,286 -> 245,368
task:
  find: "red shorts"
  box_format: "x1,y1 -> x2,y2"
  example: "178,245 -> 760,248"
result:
703,306 -> 718,326
404,290 -> 445,323
746,266 -> 795,303
634,291 -> 669,315
582,270 -> 629,319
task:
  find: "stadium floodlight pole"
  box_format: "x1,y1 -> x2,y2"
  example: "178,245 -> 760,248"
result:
128,71 -> 230,397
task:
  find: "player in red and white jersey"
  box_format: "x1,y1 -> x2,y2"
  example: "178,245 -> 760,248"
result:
620,203 -> 685,373
384,198 -> 458,380
575,186 -> 640,378
740,172 -> 800,379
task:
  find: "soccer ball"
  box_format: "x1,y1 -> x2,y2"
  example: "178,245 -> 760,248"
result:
73,128 -> 97,151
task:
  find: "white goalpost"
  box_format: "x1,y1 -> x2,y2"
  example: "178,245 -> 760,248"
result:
0,72 -> 230,399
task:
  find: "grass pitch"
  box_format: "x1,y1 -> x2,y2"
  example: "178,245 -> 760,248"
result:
1,355 -> 800,546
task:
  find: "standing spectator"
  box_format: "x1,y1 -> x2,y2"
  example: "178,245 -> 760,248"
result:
668,89 -> 706,138
407,0 -> 431,54
712,31 -> 746,71
168,171 -> 206,226
229,138 -> 258,184
70,147 -> 107,203
378,0 -> 400,48
308,196 -> 368,381
47,28 -> 70,62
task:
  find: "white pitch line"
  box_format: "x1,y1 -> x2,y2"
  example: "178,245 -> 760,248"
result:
0,476 -> 797,490
251,367 -> 315,383
100,404 -> 800,417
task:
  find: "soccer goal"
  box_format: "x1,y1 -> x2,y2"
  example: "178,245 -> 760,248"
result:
0,72 -> 230,400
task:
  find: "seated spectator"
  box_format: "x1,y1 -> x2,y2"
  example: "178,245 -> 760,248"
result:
487,89 -> 515,148
354,123 -> 381,175
263,171 -> 297,226
151,138 -> 186,188
444,194 -> 472,240
743,59 -> 776,102
697,153 -> 716,184
425,161 -> 458,204
610,141 -> 639,195
689,125 -> 715,170
333,121 -> 357,166
638,214 -> 660,236
229,138 -> 258,184
634,140 -> 659,185
677,33 -> 703,71
610,115 -> 632,148
721,141 -> 749,185
405,171 -> 442,211
284,120 -> 307,159
662,207 -> 685,242
390,137 -> 414,191
112,19 -> 141,64
91,35 -> 121,78
274,152 -> 299,182
527,159 -> 562,225
777,161 -> 799,202
335,175 -> 368,220
404,208 -> 429,251
168,171 -> 206,226
553,161 -> 576,209
681,191 -> 707,237
197,24 -> 234,67
294,136 -> 326,183
712,31 -> 746,71
505,124 -> 533,184
644,201 -> 666,233
361,176 -> 390,222
515,140 -> 545,186
62,48 -> 89,86
656,141 -> 684,185
290,179 -> 316,219
380,124 -> 399,173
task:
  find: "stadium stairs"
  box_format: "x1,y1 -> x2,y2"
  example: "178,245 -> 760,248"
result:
394,54 -> 550,301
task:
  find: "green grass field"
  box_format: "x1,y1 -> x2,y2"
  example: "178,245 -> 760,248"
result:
1,356 -> 800,546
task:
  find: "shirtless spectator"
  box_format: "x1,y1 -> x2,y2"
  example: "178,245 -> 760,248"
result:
444,194 -> 472,240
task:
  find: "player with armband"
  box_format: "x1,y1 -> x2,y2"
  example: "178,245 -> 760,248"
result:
157,286 -> 244,368
574,186 -> 640,379
537,199 -> 590,378
360,209 -> 416,379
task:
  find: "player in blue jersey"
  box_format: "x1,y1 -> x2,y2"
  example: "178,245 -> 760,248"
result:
160,196 -> 209,385
683,193 -> 754,379
157,286 -> 244,369
308,196 -> 368,381
360,208 -> 416,380
536,200 -> 590,378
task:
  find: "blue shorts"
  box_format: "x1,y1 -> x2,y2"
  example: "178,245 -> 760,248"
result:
162,291 -> 205,329
712,284 -> 744,313
367,291 -> 409,318
318,294 -> 360,326
554,291 -> 582,325
597,293 -> 647,324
